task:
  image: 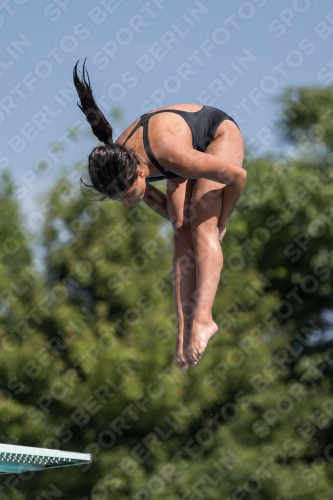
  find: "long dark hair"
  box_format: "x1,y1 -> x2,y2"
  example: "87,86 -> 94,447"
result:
73,60 -> 139,198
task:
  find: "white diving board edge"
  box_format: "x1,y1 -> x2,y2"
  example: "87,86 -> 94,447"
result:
0,443 -> 92,475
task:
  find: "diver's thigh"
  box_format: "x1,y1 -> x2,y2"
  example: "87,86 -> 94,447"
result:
208,119 -> 244,168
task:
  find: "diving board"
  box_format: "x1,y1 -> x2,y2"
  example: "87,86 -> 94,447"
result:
0,443 -> 91,474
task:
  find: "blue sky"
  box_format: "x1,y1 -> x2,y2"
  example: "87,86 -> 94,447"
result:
1,0 -> 332,218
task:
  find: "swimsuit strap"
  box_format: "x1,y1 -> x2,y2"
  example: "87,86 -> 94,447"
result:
141,114 -> 172,177
122,118 -> 144,147
122,108 -> 200,148
121,111 -> 181,180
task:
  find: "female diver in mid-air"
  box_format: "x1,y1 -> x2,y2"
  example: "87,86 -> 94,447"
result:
73,61 -> 246,370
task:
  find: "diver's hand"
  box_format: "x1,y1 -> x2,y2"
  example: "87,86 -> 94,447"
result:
218,224 -> 227,243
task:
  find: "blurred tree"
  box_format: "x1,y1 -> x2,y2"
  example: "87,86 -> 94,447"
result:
1,87 -> 333,499
278,85 -> 333,153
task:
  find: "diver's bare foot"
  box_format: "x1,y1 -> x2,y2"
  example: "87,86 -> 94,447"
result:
174,330 -> 189,370
186,319 -> 218,367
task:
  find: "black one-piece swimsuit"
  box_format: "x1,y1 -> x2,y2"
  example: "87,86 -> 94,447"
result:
122,106 -> 239,183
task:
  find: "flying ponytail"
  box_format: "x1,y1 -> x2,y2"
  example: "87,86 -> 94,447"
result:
73,60 -> 139,199
73,59 -> 113,145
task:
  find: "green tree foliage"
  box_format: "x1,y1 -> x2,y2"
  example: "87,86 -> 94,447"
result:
1,88 -> 333,499
0,173 -> 45,443
278,86 -> 333,151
